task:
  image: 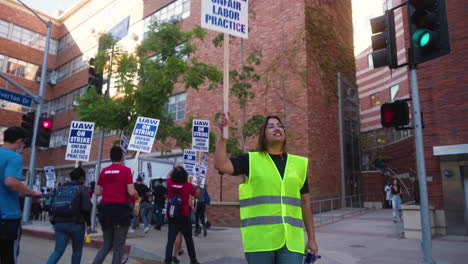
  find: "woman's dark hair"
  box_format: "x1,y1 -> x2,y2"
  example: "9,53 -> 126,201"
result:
110,146 -> 123,162
257,115 -> 287,152
70,167 -> 86,181
171,167 -> 188,183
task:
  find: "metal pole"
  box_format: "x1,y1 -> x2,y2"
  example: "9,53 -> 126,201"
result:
22,21 -> 52,224
90,130 -> 104,232
337,72 -> 346,208
410,65 -> 434,264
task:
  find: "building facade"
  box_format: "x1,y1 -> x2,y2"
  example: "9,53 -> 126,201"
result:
0,0 -> 355,226
357,0 -> 468,235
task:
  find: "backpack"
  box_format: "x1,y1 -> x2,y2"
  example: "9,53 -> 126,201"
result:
167,195 -> 182,218
51,184 -> 81,217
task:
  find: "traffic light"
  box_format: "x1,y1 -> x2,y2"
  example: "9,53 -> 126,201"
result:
407,0 -> 450,65
370,10 -> 398,69
37,117 -> 53,148
21,111 -> 35,148
88,58 -> 103,94
381,100 -> 410,128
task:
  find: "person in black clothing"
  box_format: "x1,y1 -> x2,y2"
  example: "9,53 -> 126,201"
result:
135,177 -> 152,233
152,178 -> 167,230
47,167 -> 92,264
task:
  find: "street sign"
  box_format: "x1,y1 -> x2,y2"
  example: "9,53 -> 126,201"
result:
65,121 -> 95,161
183,149 -> 197,177
128,116 -> 160,153
201,0 -> 249,39
192,119 -> 210,152
0,88 -> 32,107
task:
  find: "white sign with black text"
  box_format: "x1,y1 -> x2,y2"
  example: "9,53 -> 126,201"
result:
65,121 -> 95,161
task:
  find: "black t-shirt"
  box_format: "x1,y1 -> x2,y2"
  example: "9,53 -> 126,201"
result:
153,185 -> 168,207
229,153 -> 310,194
135,183 -> 151,203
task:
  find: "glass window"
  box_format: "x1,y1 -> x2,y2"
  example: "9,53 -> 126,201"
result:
5,56 -> 39,80
144,0 -> 191,38
390,84 -> 400,101
7,23 -> 57,55
166,92 -> 186,121
370,92 -> 381,107
0,54 -> 4,71
384,0 -> 392,11
50,127 -> 70,148
367,54 -> 373,69
0,19 -> 9,38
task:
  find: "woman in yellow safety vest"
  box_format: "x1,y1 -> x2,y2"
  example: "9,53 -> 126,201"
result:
215,114 -> 318,264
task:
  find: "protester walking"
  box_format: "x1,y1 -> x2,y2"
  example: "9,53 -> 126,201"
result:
164,166 -> 200,264
384,181 -> 392,209
135,176 -> 152,233
152,178 -> 167,230
215,114 -> 319,264
47,167 -> 92,264
92,146 -> 139,264
0,127 -> 42,263
194,184 -> 208,237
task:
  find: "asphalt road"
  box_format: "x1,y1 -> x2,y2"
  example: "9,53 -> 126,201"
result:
18,235 -> 161,264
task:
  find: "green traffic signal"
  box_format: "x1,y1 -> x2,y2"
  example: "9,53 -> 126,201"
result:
412,29 -> 433,47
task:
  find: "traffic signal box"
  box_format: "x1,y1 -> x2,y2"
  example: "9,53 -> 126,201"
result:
88,58 -> 103,94
407,0 -> 450,65
370,10 -> 398,69
37,117 -> 53,148
381,100 -> 410,129
21,111 -> 35,148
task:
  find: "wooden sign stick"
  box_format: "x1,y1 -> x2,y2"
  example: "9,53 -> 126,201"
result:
223,33 -> 230,139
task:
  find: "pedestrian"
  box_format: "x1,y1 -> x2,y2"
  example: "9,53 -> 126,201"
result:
46,167 -> 92,264
384,180 -> 392,209
135,176 -> 152,233
92,146 -> 139,264
152,178 -> 167,230
0,126 -> 42,263
164,166 -> 200,264
194,184 -> 208,237
391,178 -> 403,223
215,114 -> 319,264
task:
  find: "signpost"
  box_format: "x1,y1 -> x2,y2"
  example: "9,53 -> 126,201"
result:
201,0 -> 249,139
0,88 -> 33,107
192,119 -> 210,152
65,121 -> 95,162
192,153 -> 208,188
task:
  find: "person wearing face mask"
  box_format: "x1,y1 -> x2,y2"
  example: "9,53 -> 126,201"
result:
0,127 -> 43,263
215,115 -> 318,264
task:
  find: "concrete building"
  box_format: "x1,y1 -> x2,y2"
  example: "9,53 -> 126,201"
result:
356,0 -> 468,235
0,0 -> 355,226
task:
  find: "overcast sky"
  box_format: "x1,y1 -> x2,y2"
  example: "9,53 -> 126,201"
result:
20,0 -> 383,55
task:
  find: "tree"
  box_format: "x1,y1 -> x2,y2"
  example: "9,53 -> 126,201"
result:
76,21 -> 223,151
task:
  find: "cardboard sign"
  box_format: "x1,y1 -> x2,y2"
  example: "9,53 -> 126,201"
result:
128,116 -> 160,153
201,0 -> 249,39
65,121 -> 95,161
192,120 -> 210,152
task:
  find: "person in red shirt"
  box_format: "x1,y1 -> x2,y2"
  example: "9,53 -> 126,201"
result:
164,166 -> 200,264
92,146 -> 139,264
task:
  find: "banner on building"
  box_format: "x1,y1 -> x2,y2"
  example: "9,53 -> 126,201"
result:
65,121 -> 95,161
128,116 -> 159,153
192,120 -> 210,152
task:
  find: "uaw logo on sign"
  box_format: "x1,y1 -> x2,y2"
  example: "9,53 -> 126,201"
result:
192,120 -> 210,152
65,121 -> 95,161
183,149 -> 197,177
128,116 -> 160,153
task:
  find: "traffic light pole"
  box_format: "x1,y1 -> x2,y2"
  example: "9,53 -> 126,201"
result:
409,64 -> 435,264
17,0 -> 52,224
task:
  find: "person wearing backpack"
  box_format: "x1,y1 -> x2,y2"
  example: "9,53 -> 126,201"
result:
47,167 -> 92,264
164,166 -> 201,264
92,146 -> 139,264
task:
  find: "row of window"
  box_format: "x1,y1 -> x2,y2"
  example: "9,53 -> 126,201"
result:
370,84 -> 400,107
45,86 -> 87,115
0,54 -> 39,81
0,19 -> 58,55
56,55 -> 89,83
144,0 -> 191,38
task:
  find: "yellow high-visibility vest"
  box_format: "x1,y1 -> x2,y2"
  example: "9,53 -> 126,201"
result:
239,152 -> 308,253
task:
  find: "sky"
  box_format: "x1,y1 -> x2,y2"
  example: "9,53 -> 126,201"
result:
19,0 -> 384,55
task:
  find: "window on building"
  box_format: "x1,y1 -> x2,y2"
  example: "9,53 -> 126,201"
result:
370,92 -> 381,107
367,54 -> 373,69
0,54 -> 4,71
166,92 -> 186,121
144,0 -> 191,38
10,24 -> 57,55
46,86 -> 87,114
390,84 -> 400,101
56,56 -> 87,83
58,33 -> 74,53
0,19 -> 9,38
384,0 -> 393,11
5,57 -> 39,80
50,127 -> 70,148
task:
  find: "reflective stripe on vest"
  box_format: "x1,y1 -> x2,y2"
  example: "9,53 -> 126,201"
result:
239,152 -> 308,253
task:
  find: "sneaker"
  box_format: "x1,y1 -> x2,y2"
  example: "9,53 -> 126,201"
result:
129,228 -> 135,233
177,249 -> 184,256
144,227 -> 149,233
172,256 -> 180,264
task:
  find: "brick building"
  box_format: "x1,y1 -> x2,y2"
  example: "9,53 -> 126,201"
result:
356,0 -> 468,235
0,0 -> 355,226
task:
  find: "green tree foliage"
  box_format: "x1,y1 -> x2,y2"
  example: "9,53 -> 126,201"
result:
76,21 -> 222,150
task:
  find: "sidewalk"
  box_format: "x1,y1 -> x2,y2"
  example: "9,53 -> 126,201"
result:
23,209 -> 468,264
